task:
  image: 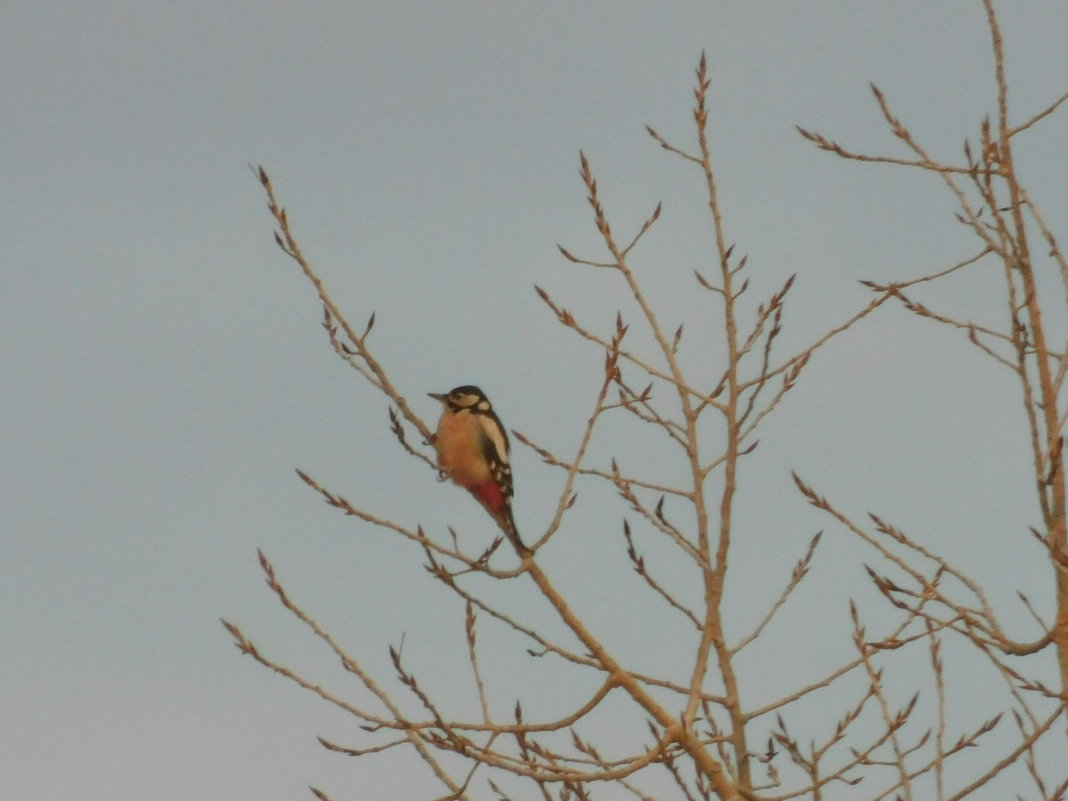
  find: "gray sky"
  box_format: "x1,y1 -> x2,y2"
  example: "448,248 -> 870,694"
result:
4,2 -> 1067,799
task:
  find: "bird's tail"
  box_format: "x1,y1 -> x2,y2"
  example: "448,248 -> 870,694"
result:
494,504 -> 529,555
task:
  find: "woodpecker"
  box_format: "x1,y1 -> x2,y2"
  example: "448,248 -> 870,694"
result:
428,385 -> 527,554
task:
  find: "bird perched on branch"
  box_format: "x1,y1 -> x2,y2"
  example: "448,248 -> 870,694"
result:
428,385 -> 528,554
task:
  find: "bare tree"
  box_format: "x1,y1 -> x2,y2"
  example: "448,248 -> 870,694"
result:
224,3 -> 1067,799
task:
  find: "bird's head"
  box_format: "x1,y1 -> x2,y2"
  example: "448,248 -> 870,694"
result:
428,385 -> 492,413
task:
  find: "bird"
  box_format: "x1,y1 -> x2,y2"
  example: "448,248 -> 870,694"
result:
428,385 -> 528,554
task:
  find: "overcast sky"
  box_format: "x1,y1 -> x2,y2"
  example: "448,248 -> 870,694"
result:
4,2 -> 1067,799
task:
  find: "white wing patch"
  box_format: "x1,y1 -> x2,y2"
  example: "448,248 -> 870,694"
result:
476,413 -> 513,499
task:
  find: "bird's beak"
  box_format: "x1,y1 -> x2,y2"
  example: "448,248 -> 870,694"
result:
428,392 -> 448,403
